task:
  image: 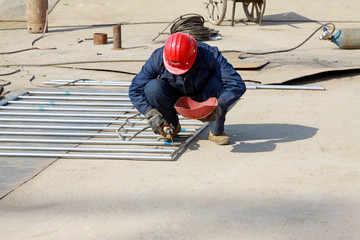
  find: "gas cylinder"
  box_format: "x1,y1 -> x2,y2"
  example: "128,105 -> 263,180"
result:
331,28 -> 360,49
26,0 -> 48,34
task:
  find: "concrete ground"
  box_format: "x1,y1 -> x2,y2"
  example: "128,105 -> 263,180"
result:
0,0 -> 360,239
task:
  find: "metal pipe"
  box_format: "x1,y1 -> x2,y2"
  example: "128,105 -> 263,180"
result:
0,152 -> 173,161
0,117 -> 148,124
0,124 -> 198,132
112,24 -> 123,50
8,100 -> 134,107
0,117 -> 202,125
0,111 -> 138,118
26,0 -> 48,33
0,106 -> 138,112
19,96 -> 130,101
28,91 -> 129,96
0,145 -> 175,154
43,82 -> 131,87
246,84 -> 325,90
0,138 -> 182,146
0,131 -> 193,138
0,124 -> 150,131
171,122 -> 209,159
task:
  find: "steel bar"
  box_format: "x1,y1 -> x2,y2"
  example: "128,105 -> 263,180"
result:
18,96 -> 130,101
171,122 -> 209,159
246,84 -> 325,90
0,131 -> 193,138
52,80 -> 130,84
0,117 -> 202,126
0,124 -> 198,132
0,111 -> 186,120
43,81 -> 131,87
8,100 -> 134,107
0,111 -> 138,118
0,152 -> 173,161
0,138 -> 182,146
28,91 -> 129,96
0,145 -> 175,154
38,84 -> 326,91
0,117 -> 148,124
0,106 -> 138,112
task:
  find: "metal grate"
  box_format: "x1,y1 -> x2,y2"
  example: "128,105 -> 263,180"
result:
0,90 -> 207,161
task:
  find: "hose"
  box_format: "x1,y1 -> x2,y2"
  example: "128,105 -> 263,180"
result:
0,10 -> 56,55
233,23 -> 336,57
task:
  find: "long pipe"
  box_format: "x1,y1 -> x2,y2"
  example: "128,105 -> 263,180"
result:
43,81 -> 131,87
19,96 -> 131,101
41,82 -> 325,91
0,152 -> 173,161
0,111 -> 186,120
28,91 -> 129,96
0,130 -> 193,138
0,138 -> 182,146
0,106 -> 138,112
8,100 -> 134,107
0,117 -> 202,126
0,145 -> 175,154
246,84 -> 325,90
171,122 -> 209,159
0,111 -> 136,118
0,124 -> 198,131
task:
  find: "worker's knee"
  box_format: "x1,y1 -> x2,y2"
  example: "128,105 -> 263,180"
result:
196,75 -> 223,101
144,78 -> 179,105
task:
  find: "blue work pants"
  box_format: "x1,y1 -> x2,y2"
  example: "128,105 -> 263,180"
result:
144,76 -> 227,135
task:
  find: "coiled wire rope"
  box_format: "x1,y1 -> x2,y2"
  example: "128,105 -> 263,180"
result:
153,14 -> 219,42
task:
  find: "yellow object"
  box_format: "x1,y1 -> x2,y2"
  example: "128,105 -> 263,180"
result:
208,131 -> 230,145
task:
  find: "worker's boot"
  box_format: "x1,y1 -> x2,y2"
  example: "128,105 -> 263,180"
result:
157,124 -> 181,142
208,131 -> 230,145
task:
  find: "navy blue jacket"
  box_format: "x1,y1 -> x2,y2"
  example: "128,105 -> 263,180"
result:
129,41 -> 246,115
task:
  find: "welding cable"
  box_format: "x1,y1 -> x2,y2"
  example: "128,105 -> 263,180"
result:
0,10 -> 56,55
153,14 -> 219,42
231,23 -> 336,57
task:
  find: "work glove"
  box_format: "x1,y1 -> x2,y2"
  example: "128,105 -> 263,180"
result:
145,109 -> 169,136
199,104 -> 222,122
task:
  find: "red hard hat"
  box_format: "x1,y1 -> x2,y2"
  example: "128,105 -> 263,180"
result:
174,97 -> 218,119
163,33 -> 197,75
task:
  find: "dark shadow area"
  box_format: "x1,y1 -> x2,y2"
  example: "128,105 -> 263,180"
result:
225,123 -> 318,153
1,190 -> 355,239
283,68 -> 360,85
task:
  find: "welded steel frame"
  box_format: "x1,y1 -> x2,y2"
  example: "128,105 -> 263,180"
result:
0,90 -> 208,161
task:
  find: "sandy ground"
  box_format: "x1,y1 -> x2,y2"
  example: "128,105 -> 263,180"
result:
0,0 -> 360,239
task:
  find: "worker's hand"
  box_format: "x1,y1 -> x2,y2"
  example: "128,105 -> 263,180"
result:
198,105 -> 222,122
145,109 -> 169,136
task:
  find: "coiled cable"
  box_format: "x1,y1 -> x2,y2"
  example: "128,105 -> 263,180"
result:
153,14 -> 219,42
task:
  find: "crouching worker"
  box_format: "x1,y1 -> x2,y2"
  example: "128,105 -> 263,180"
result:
129,32 -> 246,145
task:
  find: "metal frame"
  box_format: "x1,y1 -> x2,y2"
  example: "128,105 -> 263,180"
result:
0,90 -> 208,161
